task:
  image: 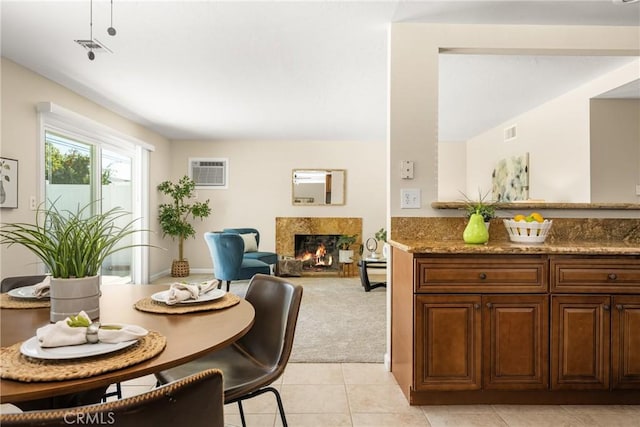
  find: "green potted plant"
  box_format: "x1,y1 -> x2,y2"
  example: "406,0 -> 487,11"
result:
157,176 -> 211,277
337,234 -> 358,264
0,201 -> 146,321
461,190 -> 496,224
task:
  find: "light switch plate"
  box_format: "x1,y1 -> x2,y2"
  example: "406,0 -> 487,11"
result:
401,188 -> 421,209
636,184 -> 640,196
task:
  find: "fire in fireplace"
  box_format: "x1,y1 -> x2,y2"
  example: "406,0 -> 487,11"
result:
294,234 -> 340,272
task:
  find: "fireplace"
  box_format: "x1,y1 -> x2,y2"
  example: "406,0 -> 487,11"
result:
294,234 -> 340,272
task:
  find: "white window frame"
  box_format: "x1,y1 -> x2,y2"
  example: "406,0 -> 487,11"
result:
37,102 -> 154,283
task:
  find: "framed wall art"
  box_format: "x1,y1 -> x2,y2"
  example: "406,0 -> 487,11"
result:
0,157 -> 18,209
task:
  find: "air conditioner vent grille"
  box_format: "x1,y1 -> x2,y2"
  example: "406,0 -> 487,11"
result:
189,158 -> 228,188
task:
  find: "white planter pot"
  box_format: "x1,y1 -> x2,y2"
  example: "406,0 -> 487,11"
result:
339,250 -> 354,263
50,275 -> 101,322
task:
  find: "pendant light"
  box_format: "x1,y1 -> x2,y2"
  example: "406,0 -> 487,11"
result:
107,0 -> 117,36
88,0 -> 95,60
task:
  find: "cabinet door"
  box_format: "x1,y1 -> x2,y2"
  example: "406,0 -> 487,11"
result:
483,295 -> 549,390
551,295 -> 610,390
415,295 -> 481,390
612,295 -> 640,389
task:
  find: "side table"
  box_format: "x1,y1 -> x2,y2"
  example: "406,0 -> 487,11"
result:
358,258 -> 387,292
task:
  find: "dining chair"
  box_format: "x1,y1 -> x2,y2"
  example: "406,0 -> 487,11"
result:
155,274 -> 303,427
1,275 -> 122,403
0,275 -> 48,293
0,369 -> 225,427
204,231 -> 271,292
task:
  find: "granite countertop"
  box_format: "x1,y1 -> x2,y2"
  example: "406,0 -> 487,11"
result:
388,238 -> 640,255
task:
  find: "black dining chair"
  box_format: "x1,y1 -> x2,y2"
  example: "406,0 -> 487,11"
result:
0,275 -> 48,293
0,369 -> 225,427
155,274 -> 303,427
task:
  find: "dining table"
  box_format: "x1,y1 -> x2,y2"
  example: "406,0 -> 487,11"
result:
0,283 -> 255,406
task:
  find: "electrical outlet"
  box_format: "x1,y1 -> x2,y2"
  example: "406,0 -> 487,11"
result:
30,196 -> 37,210
401,188 -> 420,209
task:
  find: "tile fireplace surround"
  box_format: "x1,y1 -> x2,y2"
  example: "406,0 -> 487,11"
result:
275,217 -> 363,261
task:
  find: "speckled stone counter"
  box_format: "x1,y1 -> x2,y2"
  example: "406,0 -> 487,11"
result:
389,217 -> 640,255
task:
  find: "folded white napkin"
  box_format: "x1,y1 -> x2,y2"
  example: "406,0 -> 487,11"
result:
33,276 -> 51,298
165,279 -> 219,305
36,311 -> 148,348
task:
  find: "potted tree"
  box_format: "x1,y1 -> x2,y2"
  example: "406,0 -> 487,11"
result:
0,201 -> 146,321
157,176 -> 211,277
337,234 -> 358,263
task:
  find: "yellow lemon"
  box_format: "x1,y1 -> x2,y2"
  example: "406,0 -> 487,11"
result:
513,214 -> 526,222
530,212 -> 544,223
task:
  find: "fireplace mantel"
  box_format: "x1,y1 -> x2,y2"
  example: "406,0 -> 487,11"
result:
275,217 -> 363,259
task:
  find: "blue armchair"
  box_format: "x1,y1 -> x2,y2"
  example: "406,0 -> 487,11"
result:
204,232 -> 271,292
222,228 -> 278,265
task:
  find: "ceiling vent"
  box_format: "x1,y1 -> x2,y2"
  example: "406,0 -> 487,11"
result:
504,124 -> 517,142
74,39 -> 113,54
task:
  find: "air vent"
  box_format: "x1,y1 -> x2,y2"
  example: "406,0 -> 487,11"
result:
189,158 -> 228,188
504,124 -> 517,142
74,39 -> 113,53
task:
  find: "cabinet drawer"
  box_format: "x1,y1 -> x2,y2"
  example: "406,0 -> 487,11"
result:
416,256 -> 548,293
550,256 -> 640,294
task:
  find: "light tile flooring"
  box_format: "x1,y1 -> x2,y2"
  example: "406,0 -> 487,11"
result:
117,364 -> 640,427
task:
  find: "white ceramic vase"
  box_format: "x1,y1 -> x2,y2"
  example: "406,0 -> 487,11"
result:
49,275 -> 101,322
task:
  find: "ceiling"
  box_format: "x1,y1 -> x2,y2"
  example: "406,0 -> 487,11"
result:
1,0 -> 639,142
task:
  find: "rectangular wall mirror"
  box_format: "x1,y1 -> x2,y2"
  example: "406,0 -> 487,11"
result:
292,169 -> 345,205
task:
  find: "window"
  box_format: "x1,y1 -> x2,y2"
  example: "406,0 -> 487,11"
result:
38,103 -> 153,283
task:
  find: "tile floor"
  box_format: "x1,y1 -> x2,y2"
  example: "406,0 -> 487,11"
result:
117,364 -> 640,427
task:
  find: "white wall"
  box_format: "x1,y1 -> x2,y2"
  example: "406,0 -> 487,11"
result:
464,60 -> 639,203
389,23 -> 640,218
0,58 -> 172,279
590,98 -> 640,203
437,141 -> 467,200
163,139 -> 387,273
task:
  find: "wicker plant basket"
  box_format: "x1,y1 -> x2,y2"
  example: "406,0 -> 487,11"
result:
171,260 -> 190,277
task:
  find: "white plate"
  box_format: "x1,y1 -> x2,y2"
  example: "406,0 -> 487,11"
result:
7,285 -> 49,300
150,288 -> 226,305
20,336 -> 137,360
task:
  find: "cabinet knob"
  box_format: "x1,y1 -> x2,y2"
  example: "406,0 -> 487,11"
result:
486,302 -> 493,309
479,273 -> 487,280
616,304 -> 623,311
604,304 -> 610,311
474,303 -> 481,309
608,273 -> 617,280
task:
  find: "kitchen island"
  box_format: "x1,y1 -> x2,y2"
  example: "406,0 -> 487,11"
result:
389,218 -> 640,405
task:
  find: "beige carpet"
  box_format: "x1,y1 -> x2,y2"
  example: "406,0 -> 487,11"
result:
154,274 -> 387,363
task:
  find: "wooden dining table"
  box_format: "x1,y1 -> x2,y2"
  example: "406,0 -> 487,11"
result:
0,284 -> 255,405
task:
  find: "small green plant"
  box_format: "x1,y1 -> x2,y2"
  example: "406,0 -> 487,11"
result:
460,189 -> 496,222
375,228 -> 387,242
157,176 -> 212,262
0,201 -> 146,278
337,234 -> 358,250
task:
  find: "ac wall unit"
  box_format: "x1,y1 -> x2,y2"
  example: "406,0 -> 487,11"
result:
189,158 -> 227,188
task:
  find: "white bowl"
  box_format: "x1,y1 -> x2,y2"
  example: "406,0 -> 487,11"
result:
503,219 -> 553,244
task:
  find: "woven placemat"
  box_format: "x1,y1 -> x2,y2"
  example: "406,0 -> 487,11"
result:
0,293 -> 51,309
134,292 -> 240,314
0,331 -> 166,382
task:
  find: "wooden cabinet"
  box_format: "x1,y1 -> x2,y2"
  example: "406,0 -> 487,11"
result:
391,250 -> 640,404
415,295 -> 481,390
611,296 -> 640,389
551,295 -> 610,390
483,295 -> 549,390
